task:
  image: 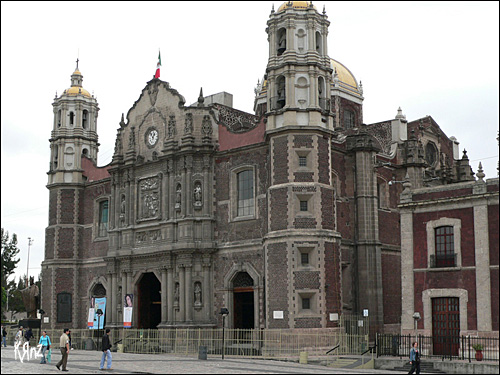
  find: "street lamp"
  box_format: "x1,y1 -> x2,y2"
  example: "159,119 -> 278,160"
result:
413,312 -> 421,341
220,308 -> 229,360
26,237 -> 34,284
96,308 -> 103,351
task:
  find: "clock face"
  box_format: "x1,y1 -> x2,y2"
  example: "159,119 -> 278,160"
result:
147,129 -> 158,146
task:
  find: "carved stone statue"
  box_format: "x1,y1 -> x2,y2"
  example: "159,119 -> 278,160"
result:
194,282 -> 202,305
194,184 -> 202,207
20,282 -> 39,319
174,283 -> 180,305
175,185 -> 182,210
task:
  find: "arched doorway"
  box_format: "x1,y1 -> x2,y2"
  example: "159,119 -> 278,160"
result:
232,272 -> 254,329
91,283 -> 107,328
137,272 -> 161,329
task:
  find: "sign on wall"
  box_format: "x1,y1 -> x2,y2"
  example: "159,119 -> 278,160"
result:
123,294 -> 133,328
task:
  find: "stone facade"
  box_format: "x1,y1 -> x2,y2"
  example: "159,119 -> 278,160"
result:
41,1 -> 497,340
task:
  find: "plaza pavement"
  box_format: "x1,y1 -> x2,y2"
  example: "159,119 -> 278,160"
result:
1,346 -> 407,374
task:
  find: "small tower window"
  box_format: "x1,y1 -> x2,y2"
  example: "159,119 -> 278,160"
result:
300,200 -> 308,212
315,31 -> 323,54
302,297 -> 311,310
318,76 -> 326,110
82,148 -> 88,157
98,200 -> 109,237
82,110 -> 88,129
344,110 -> 354,129
275,75 -> 286,110
57,110 -> 62,127
277,28 -> 287,56
299,155 -> 307,167
69,111 -> 74,126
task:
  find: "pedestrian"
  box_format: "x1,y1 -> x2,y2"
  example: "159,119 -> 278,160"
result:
24,327 -> 34,347
14,326 -> 24,346
68,330 -> 73,350
1,325 -> 7,347
408,341 -> 421,375
99,328 -> 113,371
56,328 -> 70,371
38,330 -> 52,364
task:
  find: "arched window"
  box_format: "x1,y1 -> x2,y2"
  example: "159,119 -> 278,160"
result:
69,111 -> 74,126
425,142 -> 438,166
318,76 -> 326,110
237,170 -> 254,217
57,110 -> 62,127
277,28 -> 287,56
98,200 -> 109,237
315,31 -> 323,54
82,148 -> 89,157
82,110 -> 88,129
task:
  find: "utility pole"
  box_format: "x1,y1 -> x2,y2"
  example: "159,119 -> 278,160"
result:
26,237 -> 34,285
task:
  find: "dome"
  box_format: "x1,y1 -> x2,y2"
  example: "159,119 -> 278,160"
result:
331,58 -> 360,94
64,86 -> 91,98
278,1 -> 316,12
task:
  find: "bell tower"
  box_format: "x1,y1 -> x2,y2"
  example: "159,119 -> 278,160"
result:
265,1 -> 333,129
48,60 -> 99,185
264,2 -> 341,329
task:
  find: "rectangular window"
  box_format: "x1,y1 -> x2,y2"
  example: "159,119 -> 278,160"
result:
301,252 -> 309,266
300,200 -> 308,212
98,200 -> 109,237
299,156 -> 307,167
435,226 -> 455,267
237,170 -> 254,217
302,297 -> 310,310
344,110 -> 354,129
57,293 -> 72,323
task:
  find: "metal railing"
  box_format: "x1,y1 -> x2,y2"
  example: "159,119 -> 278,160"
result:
5,328 -> 368,360
377,334 -> 499,362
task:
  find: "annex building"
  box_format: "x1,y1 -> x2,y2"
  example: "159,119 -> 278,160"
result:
41,1 -> 498,344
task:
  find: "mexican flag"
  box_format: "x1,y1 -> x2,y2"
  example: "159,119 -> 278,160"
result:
154,51 -> 161,79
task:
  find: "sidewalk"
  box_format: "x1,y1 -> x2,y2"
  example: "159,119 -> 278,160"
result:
1,346 -> 407,374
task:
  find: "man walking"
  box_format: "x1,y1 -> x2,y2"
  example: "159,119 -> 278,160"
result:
99,328 -> 113,370
56,328 -> 70,371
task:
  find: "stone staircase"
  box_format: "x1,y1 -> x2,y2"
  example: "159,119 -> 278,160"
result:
393,361 -> 447,373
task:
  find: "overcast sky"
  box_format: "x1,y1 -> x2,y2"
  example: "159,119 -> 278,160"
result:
1,1 -> 498,285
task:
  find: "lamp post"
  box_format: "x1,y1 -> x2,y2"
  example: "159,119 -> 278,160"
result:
220,308 -> 229,360
96,308 -> 103,351
413,311 -> 421,343
26,237 -> 34,284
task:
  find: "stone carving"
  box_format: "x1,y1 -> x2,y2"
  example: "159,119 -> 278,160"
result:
128,127 -> 136,149
184,113 -> 193,134
174,283 -> 180,306
214,104 -> 259,133
193,183 -> 202,208
168,115 -> 176,138
120,194 -> 126,226
194,282 -> 202,306
135,230 -> 161,244
175,184 -> 182,210
114,133 -> 122,155
201,115 -> 212,137
148,80 -> 160,106
20,280 -> 39,319
139,177 -> 160,219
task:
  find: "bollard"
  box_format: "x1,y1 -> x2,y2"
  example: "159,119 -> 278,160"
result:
198,345 -> 207,360
117,343 -> 124,353
299,351 -> 308,364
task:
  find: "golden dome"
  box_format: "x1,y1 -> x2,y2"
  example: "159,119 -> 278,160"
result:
331,58 -> 359,94
278,1 -> 316,12
64,86 -> 91,98
73,69 -> 82,75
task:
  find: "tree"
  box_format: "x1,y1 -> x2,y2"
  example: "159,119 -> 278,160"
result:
1,228 -> 20,319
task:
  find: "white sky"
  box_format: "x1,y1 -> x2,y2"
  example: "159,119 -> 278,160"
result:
1,1 -> 499,285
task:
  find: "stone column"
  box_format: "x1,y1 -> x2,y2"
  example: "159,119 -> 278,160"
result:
400,211 -> 414,331
111,272 -> 117,325
163,165 -> 169,221
168,159 -> 175,219
121,272 -> 127,323
161,268 -> 167,323
181,160 -> 187,216
186,156 -> 193,217
179,266 -> 185,322
167,266 -> 174,323
185,265 -> 193,322
128,172 -> 135,225
202,257 -> 211,322
474,202 -> 492,331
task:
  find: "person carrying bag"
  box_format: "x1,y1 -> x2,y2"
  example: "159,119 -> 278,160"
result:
408,341 -> 421,374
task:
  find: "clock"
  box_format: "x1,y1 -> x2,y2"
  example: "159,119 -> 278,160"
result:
146,127 -> 158,147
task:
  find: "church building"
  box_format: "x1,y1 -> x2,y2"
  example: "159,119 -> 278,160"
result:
41,1 -> 498,341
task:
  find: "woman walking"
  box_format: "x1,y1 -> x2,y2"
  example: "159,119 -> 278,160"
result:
408,341 -> 421,374
38,331 -> 52,364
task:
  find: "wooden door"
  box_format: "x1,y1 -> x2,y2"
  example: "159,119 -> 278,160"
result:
432,297 -> 460,356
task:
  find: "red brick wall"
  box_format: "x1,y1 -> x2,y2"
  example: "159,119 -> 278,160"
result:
273,136 -> 289,185
270,188 -> 288,231
58,228 -> 74,259
325,241 -> 341,327
295,318 -> 321,328
491,269 -> 499,331
413,188 -> 473,202
60,189 -> 75,224
293,271 -> 320,289
49,190 -> 57,226
413,208 -> 474,269
45,227 -> 55,260
267,242 -> 289,328
321,187 -> 335,230
379,210 -> 400,246
382,253 -> 401,324
317,135 -> 330,185
294,172 -> 314,182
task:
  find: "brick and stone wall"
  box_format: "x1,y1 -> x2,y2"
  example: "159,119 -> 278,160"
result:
267,242 -> 289,328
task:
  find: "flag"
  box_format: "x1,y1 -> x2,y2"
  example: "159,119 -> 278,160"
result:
154,51 -> 161,79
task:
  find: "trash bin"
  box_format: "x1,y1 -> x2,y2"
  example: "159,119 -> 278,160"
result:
299,351 -> 308,364
198,345 -> 207,360
117,343 -> 124,353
